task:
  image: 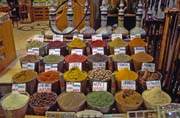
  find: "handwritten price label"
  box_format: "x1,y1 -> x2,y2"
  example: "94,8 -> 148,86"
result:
12,84 -> 26,93
45,64 -> 58,72
92,62 -> 106,69
53,35 -> 63,41
38,83 -> 52,93
49,49 -> 61,56
66,82 -> 81,92
112,34 -> 122,40
27,48 -> 39,55
73,34 -> 83,40
33,35 -> 44,42
92,82 -> 107,91
69,62 -> 82,70
92,34 -> 102,41
117,63 -> 130,70
92,47 -> 104,55
142,63 -> 155,72
146,80 -> 161,90
134,47 -> 145,54
22,63 -> 35,70
71,49 -> 83,55
121,80 -> 136,90
114,47 -> 126,54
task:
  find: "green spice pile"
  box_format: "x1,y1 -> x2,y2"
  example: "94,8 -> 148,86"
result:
111,53 -> 131,62
43,55 -> 64,64
108,38 -> 127,47
26,40 -> 46,48
87,53 -> 108,62
88,69 -> 112,81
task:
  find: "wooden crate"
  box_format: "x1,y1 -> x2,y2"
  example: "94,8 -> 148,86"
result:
32,5 -> 49,21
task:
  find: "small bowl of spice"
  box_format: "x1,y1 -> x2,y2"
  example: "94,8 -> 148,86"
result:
89,40 -> 107,55
47,41 -> 66,56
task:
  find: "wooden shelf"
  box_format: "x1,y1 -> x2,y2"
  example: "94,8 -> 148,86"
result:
32,5 -> 49,21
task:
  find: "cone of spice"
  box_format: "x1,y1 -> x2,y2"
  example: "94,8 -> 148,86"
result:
131,52 -> 153,71
128,38 -> 147,54
38,71 -> 61,94
108,38 -> 128,54
89,40 -> 107,55
47,41 -> 66,56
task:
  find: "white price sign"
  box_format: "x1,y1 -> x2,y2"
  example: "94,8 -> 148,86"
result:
134,47 -> 145,54
121,80 -> 136,90
53,35 -> 63,41
38,83 -> 52,93
146,80 -> 161,90
117,63 -> 130,70
45,64 -> 58,72
66,82 -> 81,92
73,34 -> 83,40
69,62 -> 82,70
12,84 -> 26,93
92,82 -> 107,91
112,34 -> 123,40
49,49 -> 61,56
114,47 -> 126,54
22,63 -> 35,70
142,63 -> 155,72
33,35 -> 44,42
92,62 -> 106,69
92,34 -> 102,41
92,47 -> 104,55
27,48 -> 39,55
130,34 -> 141,39
71,49 -> 83,55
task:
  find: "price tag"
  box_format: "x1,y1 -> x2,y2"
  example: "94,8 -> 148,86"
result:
49,49 -> 61,56
38,83 -> 52,93
46,111 -> 76,118
112,34 -> 123,40
146,80 -> 161,90
27,48 -> 39,55
69,62 -> 82,70
134,47 -> 145,54
33,35 -> 44,42
121,80 -> 136,90
92,34 -> 102,41
73,34 -> 83,40
53,35 -> 63,41
130,34 -> 141,39
142,63 -> 155,72
71,49 -> 83,55
66,82 -> 81,92
114,47 -> 126,54
92,82 -> 107,91
117,63 -> 130,70
92,47 -> 104,55
12,84 -> 26,93
92,62 -> 106,69
22,63 -> 35,70
45,64 -> 58,72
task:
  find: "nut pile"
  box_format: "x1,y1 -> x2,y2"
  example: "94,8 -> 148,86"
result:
88,69 -> 112,81
29,92 -> 57,107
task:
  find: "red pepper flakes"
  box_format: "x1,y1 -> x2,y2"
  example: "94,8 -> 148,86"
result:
65,54 -> 87,63
90,40 -> 107,48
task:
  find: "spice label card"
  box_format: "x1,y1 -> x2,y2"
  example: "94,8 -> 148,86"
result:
73,34 -> 83,40
45,64 -> 58,72
121,80 -> 136,90
117,63 -> 130,70
146,80 -> 161,90
66,82 -> 81,92
69,62 -> 82,70
12,84 -> 26,93
114,47 -> 126,54
134,47 -> 145,54
92,62 -> 106,69
130,34 -> 141,39
22,63 -> 35,70
33,35 -> 44,42
27,48 -> 39,55
38,83 -> 52,93
92,47 -> 104,55
112,34 -> 123,40
92,82 -> 107,91
49,49 -> 61,56
71,49 -> 83,55
92,34 -> 102,41
142,63 -> 155,72
53,35 -> 63,41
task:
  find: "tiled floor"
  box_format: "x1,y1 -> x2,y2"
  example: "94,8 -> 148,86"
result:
0,21 -> 49,83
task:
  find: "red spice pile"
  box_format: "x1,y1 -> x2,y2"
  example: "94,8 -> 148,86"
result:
38,71 -> 60,83
65,54 -> 87,63
90,40 -> 106,48
47,41 -> 66,49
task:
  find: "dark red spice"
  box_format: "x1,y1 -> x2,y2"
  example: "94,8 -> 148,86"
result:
65,54 -> 86,63
47,41 -> 66,49
90,40 -> 107,48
